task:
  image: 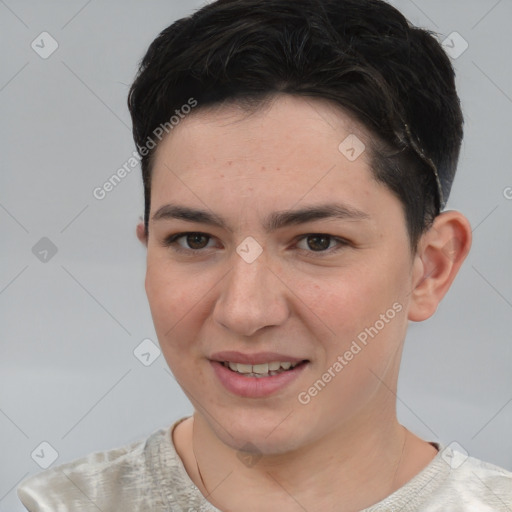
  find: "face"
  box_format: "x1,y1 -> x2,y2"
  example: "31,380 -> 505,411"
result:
144,94 -> 418,454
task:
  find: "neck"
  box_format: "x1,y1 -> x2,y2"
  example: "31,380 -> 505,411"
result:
186,410 -> 432,512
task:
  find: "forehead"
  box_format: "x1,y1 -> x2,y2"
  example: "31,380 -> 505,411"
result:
148,94 -> 399,228
152,95 -> 371,179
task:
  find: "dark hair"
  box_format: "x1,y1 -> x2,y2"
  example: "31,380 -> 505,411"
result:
127,0 -> 463,251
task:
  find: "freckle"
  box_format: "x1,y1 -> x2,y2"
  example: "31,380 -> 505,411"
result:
228,161 -> 233,166
261,166 -> 266,171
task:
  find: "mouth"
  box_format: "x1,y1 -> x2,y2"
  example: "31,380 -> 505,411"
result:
220,360 -> 308,378
209,352 -> 310,398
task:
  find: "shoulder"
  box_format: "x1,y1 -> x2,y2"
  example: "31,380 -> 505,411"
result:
437,449 -> 512,507
369,444 -> 512,512
17,426 -> 171,512
417,445 -> 512,511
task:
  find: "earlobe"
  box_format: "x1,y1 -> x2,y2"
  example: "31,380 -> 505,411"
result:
407,211 -> 472,322
136,220 -> 148,247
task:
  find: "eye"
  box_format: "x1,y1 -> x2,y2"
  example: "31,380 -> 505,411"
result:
163,232 -> 216,253
295,234 -> 348,255
161,232 -> 349,257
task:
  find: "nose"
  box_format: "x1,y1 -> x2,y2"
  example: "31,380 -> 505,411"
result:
212,250 -> 290,337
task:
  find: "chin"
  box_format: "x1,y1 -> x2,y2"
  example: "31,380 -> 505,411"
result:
208,409 -> 309,455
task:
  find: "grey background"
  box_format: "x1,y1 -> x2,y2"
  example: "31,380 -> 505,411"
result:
1,0 -> 511,509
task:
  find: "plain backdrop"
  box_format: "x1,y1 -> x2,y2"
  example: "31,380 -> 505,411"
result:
1,1 -> 511,510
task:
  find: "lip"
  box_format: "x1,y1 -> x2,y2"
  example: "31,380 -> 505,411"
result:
210,358 -> 309,398
210,350 -> 306,365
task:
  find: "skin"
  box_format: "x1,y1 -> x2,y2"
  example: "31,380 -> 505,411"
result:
136,94 -> 472,511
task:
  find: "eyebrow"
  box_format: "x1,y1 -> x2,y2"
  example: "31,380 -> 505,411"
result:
151,202 -> 370,232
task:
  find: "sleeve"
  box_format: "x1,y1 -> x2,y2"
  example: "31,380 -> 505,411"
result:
16,438 -> 154,512
17,465 -> 103,512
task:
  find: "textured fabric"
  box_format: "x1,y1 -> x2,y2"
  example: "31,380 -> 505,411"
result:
17,417 -> 512,511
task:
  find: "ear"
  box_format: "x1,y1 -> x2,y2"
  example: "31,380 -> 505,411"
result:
136,219 -> 148,247
408,210 -> 472,322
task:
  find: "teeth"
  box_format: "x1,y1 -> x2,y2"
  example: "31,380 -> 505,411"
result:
252,363 -> 268,374
223,360 -> 302,376
236,363 -> 252,374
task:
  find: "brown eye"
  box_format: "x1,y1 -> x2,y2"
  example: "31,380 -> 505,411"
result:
305,235 -> 332,251
185,233 -> 210,249
295,234 -> 349,257
163,232 -> 215,253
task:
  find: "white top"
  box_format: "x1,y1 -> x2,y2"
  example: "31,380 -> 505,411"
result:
17,417 -> 512,511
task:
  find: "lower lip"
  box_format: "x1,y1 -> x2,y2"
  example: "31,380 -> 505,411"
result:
211,361 -> 308,398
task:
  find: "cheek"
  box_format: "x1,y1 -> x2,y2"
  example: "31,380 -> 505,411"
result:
299,264 -> 402,339
295,269 -> 407,418
145,263 -> 215,393
144,258 -> 209,350
298,260 -> 408,391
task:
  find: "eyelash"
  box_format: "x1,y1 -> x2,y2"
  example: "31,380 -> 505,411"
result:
162,232 -> 350,258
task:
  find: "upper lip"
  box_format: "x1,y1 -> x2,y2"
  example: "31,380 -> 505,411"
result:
210,351 -> 307,365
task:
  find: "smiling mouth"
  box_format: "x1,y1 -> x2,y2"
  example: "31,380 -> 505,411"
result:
221,360 -> 308,377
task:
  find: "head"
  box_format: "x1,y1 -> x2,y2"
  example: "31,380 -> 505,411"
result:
128,0 -> 471,453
